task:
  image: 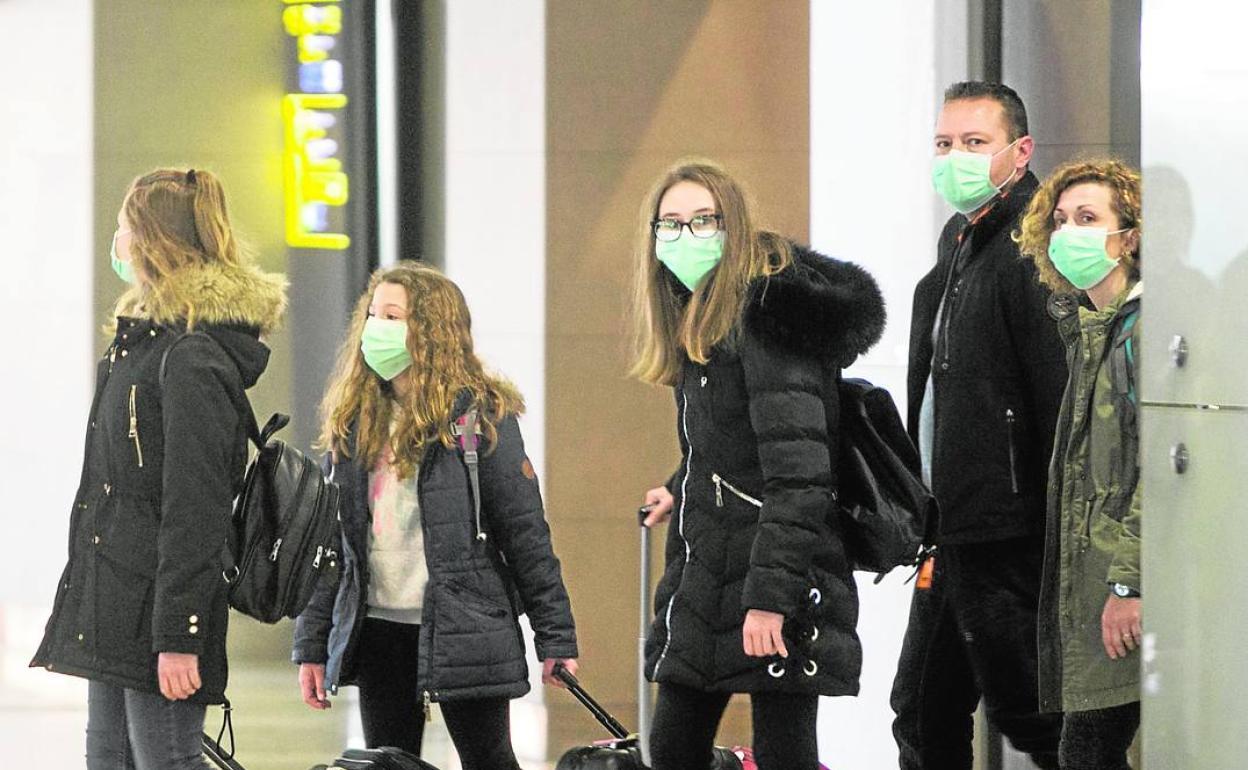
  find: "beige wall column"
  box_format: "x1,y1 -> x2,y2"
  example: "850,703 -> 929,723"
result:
544,0 -> 811,754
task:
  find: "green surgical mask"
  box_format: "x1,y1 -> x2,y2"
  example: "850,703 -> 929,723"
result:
656,232 -> 724,291
1048,225 -> 1130,290
110,230 -> 137,284
931,139 -> 1021,215
361,317 -> 413,381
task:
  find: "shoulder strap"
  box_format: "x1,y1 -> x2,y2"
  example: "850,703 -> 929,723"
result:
452,409 -> 486,542
160,331 -> 262,447
1110,306 -> 1141,405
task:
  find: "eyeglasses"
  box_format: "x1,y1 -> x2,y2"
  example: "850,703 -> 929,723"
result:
651,214 -> 723,243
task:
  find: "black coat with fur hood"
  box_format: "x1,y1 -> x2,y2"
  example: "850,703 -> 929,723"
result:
644,244 -> 886,696
32,261 -> 286,704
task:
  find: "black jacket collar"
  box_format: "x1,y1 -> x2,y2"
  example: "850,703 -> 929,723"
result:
957,170 -> 1039,258
743,244 -> 886,367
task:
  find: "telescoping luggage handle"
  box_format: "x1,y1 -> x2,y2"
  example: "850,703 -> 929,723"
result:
637,504 -> 655,766
552,662 -> 630,740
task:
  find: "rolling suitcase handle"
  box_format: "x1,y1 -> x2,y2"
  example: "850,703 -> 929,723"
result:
202,703 -> 245,770
552,662 -> 630,740
637,504 -> 655,766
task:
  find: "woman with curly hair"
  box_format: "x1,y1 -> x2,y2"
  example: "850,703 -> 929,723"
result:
1016,159 -> 1143,770
291,261 -> 578,770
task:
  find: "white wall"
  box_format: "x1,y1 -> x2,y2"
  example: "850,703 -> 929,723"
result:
809,2 -> 963,767
0,0 -> 95,753
441,1 -> 548,765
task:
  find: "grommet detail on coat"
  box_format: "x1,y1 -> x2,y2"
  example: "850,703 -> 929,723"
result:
768,662 -> 786,678
804,660 -> 818,676
809,587 -> 822,605
77,633 -> 84,642
149,329 -> 157,336
809,626 -> 820,642
120,350 -> 128,358
92,535 -> 100,545
189,625 -> 199,634
700,376 -> 707,387
189,615 -> 199,624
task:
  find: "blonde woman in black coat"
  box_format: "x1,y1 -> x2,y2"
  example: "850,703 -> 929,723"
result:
32,169 -> 287,770
631,160 -> 886,770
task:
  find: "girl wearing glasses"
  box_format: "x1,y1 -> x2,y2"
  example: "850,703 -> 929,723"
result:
630,159 -> 886,769
292,262 -> 578,770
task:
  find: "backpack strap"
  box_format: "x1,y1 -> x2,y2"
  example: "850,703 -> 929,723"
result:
159,331 -> 262,447
1109,304 -> 1141,405
452,409 -> 487,542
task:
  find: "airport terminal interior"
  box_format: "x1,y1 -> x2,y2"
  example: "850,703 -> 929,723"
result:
1,1 -> 1244,768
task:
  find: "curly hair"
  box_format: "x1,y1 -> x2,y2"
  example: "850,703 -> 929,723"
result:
1015,158 -> 1142,294
319,261 -> 524,479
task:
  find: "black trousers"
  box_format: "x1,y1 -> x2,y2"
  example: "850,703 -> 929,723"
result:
1059,702 -> 1139,770
354,617 -> 521,770
650,681 -> 820,770
890,536 -> 1062,770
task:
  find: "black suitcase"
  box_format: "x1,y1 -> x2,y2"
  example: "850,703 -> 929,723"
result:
552,507 -> 743,770
316,747 -> 441,770
202,722 -> 439,770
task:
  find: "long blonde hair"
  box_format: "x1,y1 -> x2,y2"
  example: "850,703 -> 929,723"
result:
629,159 -> 791,386
1015,158 -> 1142,294
319,262 -> 524,478
112,168 -> 250,327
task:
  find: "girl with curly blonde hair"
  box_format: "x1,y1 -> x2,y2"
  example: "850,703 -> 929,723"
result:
293,261 -> 579,769
1017,159 -> 1143,770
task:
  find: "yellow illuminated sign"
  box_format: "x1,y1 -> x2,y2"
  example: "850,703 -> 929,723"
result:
282,2 -> 350,250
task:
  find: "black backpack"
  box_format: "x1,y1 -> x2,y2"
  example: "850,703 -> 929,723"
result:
160,332 -> 342,624
835,377 -> 935,577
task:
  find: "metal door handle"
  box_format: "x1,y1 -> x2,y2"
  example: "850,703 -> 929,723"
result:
1170,335 -> 1189,367
1170,443 -> 1190,474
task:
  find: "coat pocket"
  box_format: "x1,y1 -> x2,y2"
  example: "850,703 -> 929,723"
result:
711,472 -> 764,509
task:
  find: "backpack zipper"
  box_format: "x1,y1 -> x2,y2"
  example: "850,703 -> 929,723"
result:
128,385 -> 144,468
711,473 -> 763,508
1005,408 -> 1019,494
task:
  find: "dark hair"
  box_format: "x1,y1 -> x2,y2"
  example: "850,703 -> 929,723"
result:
943,81 -> 1029,141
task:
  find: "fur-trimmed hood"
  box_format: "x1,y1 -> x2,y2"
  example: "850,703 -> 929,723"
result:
136,259 -> 288,335
743,244 -> 886,366
117,260 -> 287,389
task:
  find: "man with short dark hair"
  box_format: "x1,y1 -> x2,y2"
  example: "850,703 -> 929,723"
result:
890,81 -> 1067,769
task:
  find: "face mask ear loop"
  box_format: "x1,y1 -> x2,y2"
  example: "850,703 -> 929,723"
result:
990,136 -> 1024,194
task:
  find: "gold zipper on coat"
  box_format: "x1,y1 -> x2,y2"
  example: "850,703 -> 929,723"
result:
128,385 -> 144,468
711,473 -> 763,508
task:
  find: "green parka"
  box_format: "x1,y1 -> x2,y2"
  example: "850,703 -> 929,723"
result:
1037,281 -> 1142,713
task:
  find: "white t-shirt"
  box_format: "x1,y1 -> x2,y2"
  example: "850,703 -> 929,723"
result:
365,443 -> 428,625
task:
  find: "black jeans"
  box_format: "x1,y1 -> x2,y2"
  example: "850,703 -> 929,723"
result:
649,681 -> 820,770
890,536 -> 1062,770
355,617 -> 521,770
85,680 -> 212,770
1059,702 -> 1139,770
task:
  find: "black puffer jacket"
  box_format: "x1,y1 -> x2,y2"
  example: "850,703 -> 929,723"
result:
644,245 -> 886,696
291,398 -> 578,703
906,171 -> 1068,544
31,262 -> 287,704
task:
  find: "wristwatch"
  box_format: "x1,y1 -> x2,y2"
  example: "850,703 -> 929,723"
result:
1110,582 -> 1141,598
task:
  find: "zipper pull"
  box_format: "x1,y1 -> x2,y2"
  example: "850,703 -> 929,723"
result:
269,538 -> 283,562
423,691 -> 432,722
712,474 -> 723,507
128,385 -> 144,468
312,545 -> 323,569
1006,408 -> 1015,423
